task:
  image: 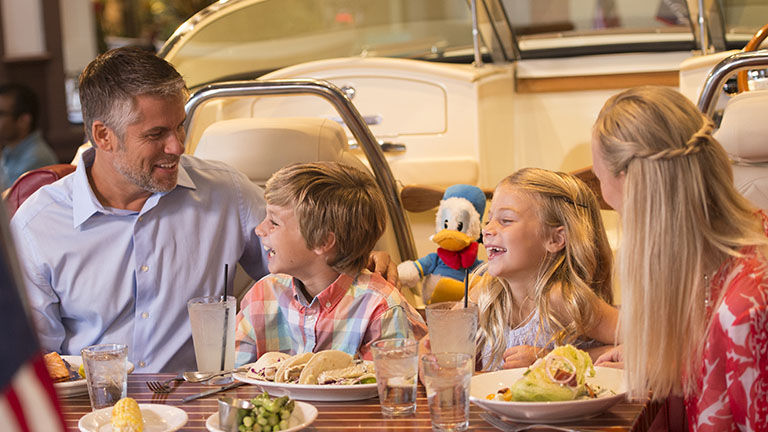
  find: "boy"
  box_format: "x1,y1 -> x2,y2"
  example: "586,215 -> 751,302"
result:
235,162 -> 426,364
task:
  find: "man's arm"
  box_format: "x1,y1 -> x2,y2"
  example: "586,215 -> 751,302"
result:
10,223 -> 66,352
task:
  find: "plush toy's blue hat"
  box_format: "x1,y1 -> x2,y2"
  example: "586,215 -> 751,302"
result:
443,184 -> 486,217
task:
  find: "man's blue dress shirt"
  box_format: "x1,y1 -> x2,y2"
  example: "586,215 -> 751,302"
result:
1,130 -> 58,188
10,148 -> 268,372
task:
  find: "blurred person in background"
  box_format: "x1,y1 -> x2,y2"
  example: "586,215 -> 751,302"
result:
0,83 -> 58,188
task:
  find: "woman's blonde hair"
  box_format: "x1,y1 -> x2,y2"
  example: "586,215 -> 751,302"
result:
476,168 -> 614,370
593,86 -> 766,399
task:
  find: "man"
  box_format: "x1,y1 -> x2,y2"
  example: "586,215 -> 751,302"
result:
0,84 -> 58,188
11,47 -> 394,373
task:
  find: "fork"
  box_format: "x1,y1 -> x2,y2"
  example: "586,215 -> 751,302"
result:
479,412 -> 580,432
146,373 -> 185,393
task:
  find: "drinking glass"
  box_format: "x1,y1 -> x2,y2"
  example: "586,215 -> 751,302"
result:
80,343 -> 128,410
425,301 -> 478,357
421,352 -> 473,431
370,338 -> 419,417
187,295 -> 236,385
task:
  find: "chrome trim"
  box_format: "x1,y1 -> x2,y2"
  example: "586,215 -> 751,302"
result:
184,79 -> 417,261
697,50 -> 768,118
470,0 -> 483,67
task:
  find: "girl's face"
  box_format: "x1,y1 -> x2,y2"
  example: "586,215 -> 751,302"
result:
482,184 -> 552,281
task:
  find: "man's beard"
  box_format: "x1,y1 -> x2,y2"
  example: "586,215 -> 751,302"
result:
112,151 -> 179,193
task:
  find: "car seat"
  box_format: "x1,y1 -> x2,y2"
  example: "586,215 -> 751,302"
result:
714,90 -> 768,210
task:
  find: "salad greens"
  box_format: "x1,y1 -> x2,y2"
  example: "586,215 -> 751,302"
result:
498,345 -> 595,402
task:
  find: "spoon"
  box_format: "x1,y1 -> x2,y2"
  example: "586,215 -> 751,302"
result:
183,366 -> 250,383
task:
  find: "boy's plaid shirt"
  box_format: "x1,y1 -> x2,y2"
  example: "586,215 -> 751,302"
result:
235,270 -> 426,364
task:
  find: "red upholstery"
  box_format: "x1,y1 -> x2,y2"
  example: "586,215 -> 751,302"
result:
5,164 -> 76,217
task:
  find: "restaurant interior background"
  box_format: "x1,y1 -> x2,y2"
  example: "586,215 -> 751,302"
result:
0,0 -> 216,163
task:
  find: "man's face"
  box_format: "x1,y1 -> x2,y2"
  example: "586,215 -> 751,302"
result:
0,94 -> 23,146
111,95 -> 186,193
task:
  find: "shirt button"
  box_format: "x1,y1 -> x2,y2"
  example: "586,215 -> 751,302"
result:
138,361 -> 146,368
325,302 -> 331,308
138,216 -> 143,222
141,312 -> 149,319
141,265 -> 149,272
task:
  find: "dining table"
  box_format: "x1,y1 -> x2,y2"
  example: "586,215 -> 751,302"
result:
60,373 -> 661,431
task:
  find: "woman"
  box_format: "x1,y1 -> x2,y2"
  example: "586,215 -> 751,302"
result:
591,86 -> 768,431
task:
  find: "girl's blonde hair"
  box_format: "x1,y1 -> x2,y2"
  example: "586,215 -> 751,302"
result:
476,168 -> 614,370
593,86 -> 766,399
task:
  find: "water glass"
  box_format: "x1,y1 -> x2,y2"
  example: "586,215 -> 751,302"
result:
188,295 -> 236,385
420,352 -> 473,431
80,343 -> 128,410
425,301 -> 478,357
370,338 -> 419,417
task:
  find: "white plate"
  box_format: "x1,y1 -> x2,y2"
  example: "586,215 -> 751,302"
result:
205,400 -> 318,432
469,366 -> 626,423
78,403 -> 187,432
55,355 -> 135,398
233,371 -> 378,401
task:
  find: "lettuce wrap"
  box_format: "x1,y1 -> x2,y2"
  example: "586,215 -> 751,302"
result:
501,344 -> 595,402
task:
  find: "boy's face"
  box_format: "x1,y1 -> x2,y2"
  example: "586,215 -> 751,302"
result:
255,203 -> 319,277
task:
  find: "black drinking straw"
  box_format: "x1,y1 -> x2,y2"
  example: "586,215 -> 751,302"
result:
220,263 -> 229,370
464,268 -> 469,308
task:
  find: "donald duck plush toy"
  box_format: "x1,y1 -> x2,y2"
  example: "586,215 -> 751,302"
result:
397,184 -> 486,304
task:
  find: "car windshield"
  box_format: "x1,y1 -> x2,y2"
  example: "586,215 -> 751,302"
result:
162,0 -> 768,89
162,0 -> 475,89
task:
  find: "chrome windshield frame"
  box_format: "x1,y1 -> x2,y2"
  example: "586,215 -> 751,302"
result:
697,50 -> 768,118
184,78 -> 418,262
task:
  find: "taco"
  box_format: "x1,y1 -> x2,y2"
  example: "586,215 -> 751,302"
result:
246,351 -> 291,382
297,350 -> 353,384
274,352 -> 314,383
316,359 -> 376,385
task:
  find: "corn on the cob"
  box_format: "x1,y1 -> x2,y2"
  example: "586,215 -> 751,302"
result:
111,397 -> 143,432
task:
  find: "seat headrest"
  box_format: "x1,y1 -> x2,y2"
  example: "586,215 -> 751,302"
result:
714,90 -> 768,163
194,117 -> 350,184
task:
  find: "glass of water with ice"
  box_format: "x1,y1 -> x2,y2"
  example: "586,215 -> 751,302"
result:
187,296 -> 236,385
80,343 -> 128,410
421,352 -> 473,431
425,301 -> 478,357
370,338 -> 419,417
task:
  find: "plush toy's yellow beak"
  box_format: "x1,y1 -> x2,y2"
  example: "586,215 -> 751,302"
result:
432,229 -> 472,251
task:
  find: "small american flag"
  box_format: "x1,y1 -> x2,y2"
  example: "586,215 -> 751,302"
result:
0,205 -> 65,431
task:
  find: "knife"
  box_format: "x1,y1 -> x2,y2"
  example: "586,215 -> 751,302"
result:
181,381 -> 246,403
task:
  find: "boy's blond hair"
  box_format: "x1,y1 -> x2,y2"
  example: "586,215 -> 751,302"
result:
264,162 -> 386,275
593,86 -> 767,399
476,167 -> 613,370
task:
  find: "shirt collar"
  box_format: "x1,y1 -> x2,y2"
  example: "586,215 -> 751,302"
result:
72,148 -> 196,228
292,273 -> 353,311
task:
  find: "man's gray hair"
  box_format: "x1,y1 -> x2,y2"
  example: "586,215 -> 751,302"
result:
78,47 -> 188,144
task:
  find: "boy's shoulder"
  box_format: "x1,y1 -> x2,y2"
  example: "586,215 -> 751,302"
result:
348,270 -> 403,303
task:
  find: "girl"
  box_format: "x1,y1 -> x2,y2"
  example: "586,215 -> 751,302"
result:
592,86 -> 768,431
471,167 -> 619,370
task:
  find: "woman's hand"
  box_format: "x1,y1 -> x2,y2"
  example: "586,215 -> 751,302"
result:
368,251 -> 399,286
502,345 -> 547,369
595,344 -> 624,369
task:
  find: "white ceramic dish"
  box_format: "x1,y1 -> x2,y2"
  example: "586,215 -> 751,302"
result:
233,371 -> 378,401
78,403 -> 187,432
469,366 -> 626,423
205,400 -> 318,432
56,355 -> 135,398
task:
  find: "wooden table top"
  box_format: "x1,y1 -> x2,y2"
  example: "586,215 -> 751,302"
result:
60,373 -> 660,431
